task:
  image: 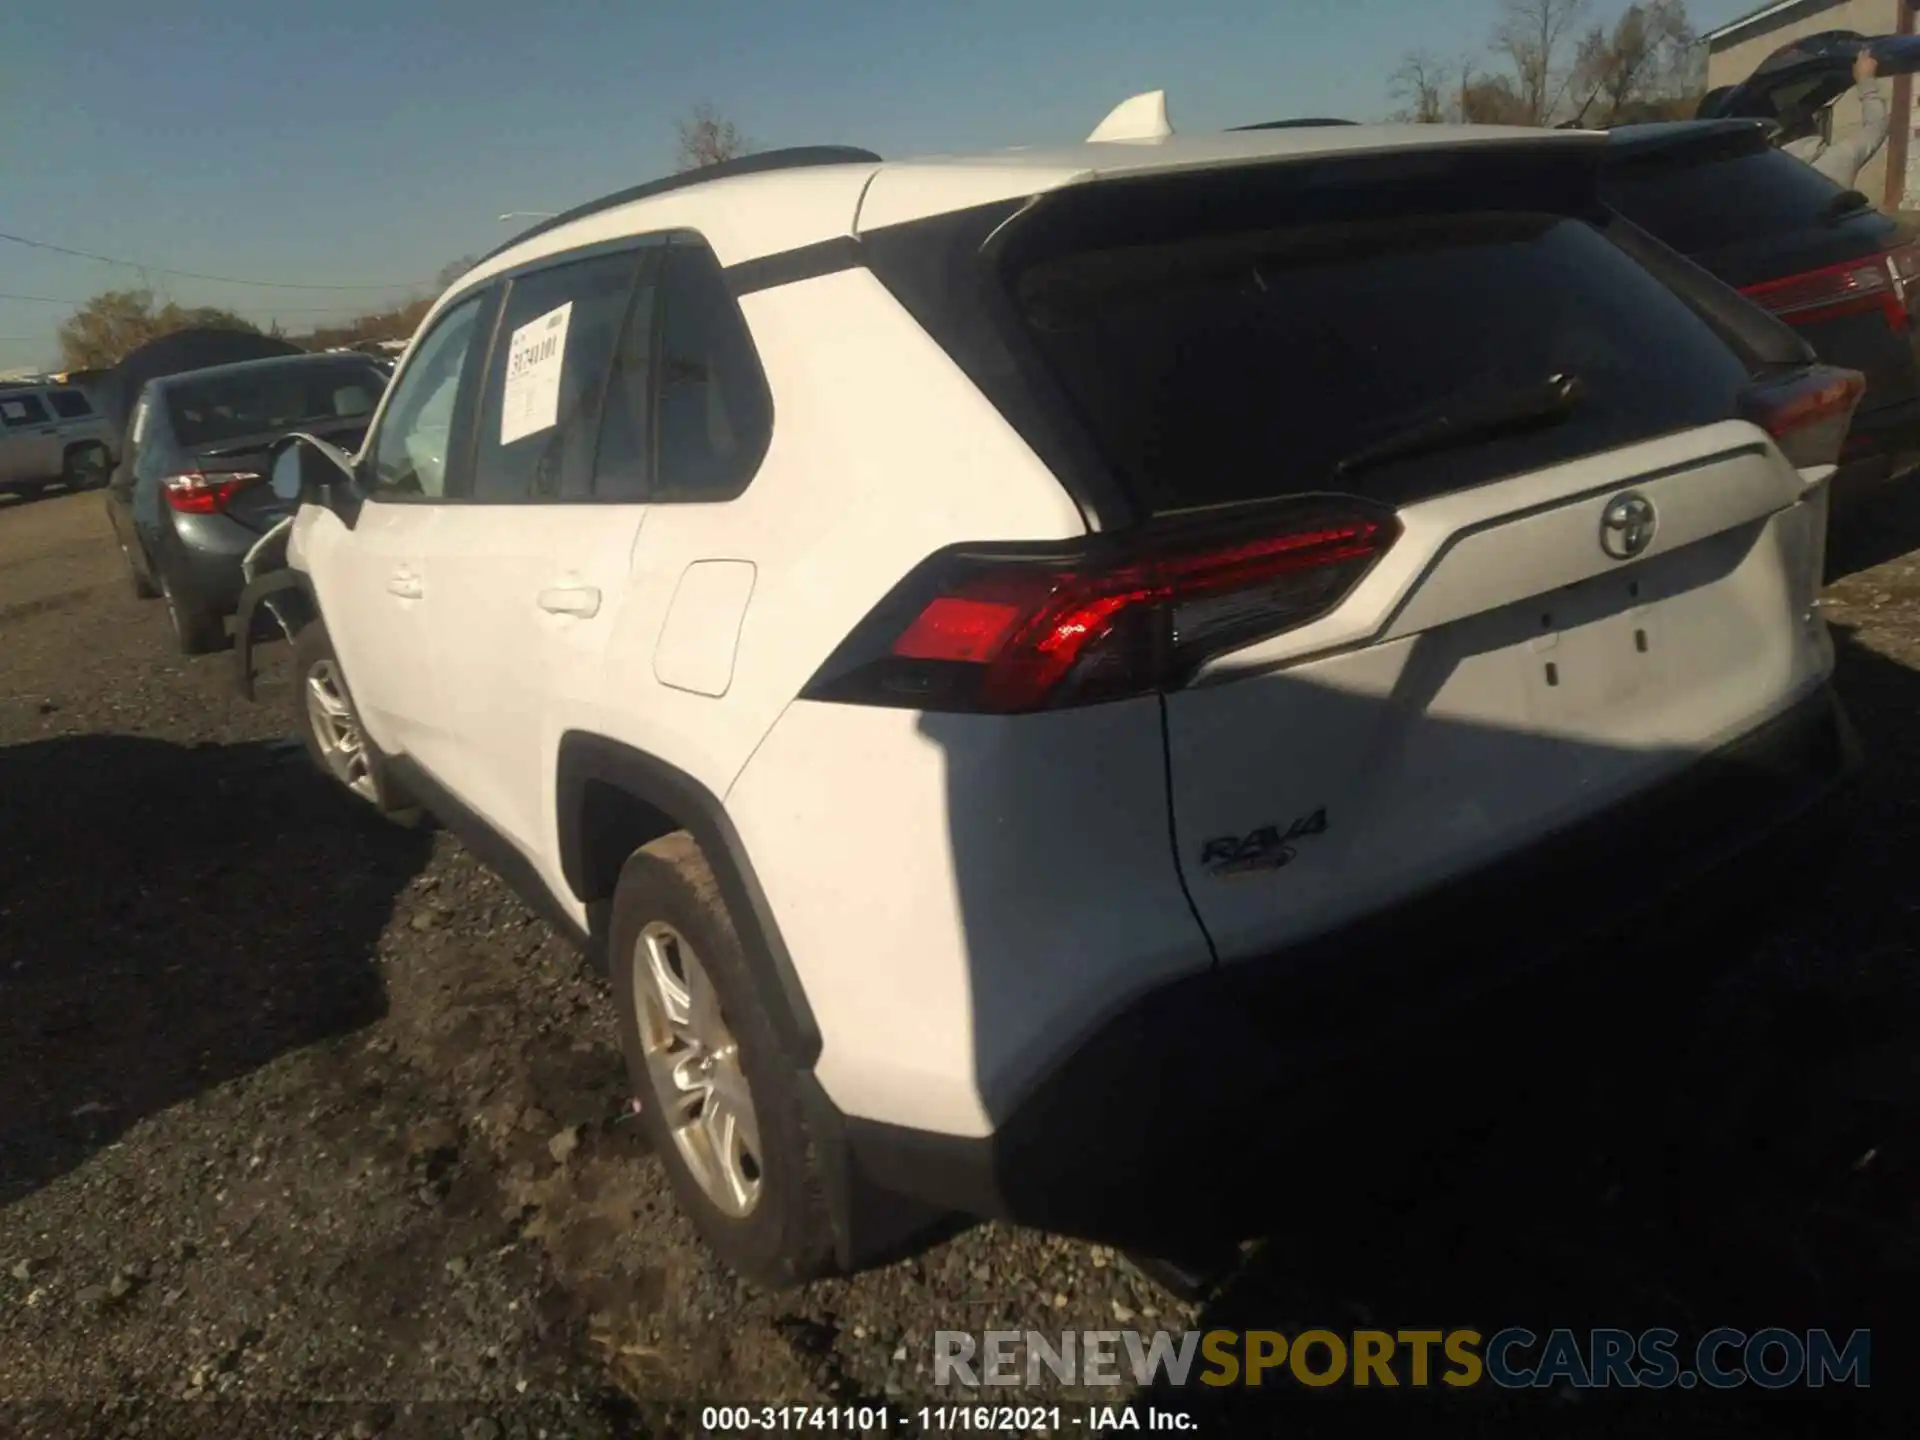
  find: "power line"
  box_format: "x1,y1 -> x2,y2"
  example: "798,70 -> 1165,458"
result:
0,230 -> 430,291
0,289 -> 408,314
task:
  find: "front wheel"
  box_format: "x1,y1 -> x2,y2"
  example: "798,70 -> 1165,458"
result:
609,833 -> 838,1289
291,620 -> 418,822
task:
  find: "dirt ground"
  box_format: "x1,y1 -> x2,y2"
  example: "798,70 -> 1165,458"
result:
2,484 -> 1918,1439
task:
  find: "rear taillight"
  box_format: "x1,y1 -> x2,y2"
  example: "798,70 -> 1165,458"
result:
1740,240 -> 1920,332
162,470 -> 262,514
802,501 -> 1398,714
1739,364 -> 1866,469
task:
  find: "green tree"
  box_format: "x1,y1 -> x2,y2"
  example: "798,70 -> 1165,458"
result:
56,289 -> 260,370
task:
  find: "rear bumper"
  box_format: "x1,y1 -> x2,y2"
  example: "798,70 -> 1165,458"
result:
814,682 -> 1860,1255
161,514 -> 267,615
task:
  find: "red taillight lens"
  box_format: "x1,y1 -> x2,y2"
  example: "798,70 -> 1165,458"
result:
1739,364 -> 1866,469
162,470 -> 262,513
804,503 -> 1398,714
1740,243 -> 1920,332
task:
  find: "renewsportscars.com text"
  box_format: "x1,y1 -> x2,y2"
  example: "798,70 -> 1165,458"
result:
934,1327 -> 1871,1390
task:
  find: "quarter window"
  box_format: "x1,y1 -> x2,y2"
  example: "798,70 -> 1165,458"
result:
649,241 -> 772,502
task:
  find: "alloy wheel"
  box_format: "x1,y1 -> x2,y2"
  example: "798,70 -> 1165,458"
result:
304,659 -> 379,801
633,920 -> 763,1218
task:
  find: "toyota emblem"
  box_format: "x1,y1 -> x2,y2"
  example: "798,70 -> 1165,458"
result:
1599,492 -> 1656,561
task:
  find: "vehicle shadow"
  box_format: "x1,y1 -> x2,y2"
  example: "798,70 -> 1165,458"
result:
0,482 -> 89,511
0,733 -> 433,1204
1136,625 -> 1920,1435
1827,475 -> 1920,580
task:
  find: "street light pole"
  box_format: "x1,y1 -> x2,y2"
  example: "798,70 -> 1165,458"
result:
497,211 -> 557,223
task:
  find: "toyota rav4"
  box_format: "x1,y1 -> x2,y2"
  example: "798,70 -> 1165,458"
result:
235,97 -> 1863,1288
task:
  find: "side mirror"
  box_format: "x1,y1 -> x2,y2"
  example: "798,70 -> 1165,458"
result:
268,433 -> 358,506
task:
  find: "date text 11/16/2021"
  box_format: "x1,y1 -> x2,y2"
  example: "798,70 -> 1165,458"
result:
701,1404 -> 1195,1432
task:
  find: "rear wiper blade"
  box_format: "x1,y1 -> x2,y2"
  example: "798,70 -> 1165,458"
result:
1332,373 -> 1587,480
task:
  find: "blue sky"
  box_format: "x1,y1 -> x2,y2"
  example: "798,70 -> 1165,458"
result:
2,0 -> 1764,370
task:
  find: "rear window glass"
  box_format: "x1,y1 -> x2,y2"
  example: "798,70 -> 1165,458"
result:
1601,147 -> 1848,256
1,393 -> 50,427
1011,213 -> 1752,515
166,360 -> 386,448
48,389 -> 93,419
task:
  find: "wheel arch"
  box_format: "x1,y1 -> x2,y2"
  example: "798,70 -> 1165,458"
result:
232,568 -> 321,701
554,731 -> 823,1068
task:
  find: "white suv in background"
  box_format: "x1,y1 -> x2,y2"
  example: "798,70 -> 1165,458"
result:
237,97 -> 1862,1287
0,381 -> 112,499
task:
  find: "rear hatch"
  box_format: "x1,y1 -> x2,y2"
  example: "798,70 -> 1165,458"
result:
1601,121 -> 1920,428
860,142 -> 1857,964
1698,30 -> 1920,124
164,356 -> 384,533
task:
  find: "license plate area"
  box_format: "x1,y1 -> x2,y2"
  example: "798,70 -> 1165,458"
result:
1524,571 -> 1666,725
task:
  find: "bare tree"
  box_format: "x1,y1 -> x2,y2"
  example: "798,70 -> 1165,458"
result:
1459,67 -> 1534,125
1568,0 -> 1702,125
674,103 -> 754,172
435,255 -> 480,290
1390,51 -> 1452,123
1494,0 -> 1593,125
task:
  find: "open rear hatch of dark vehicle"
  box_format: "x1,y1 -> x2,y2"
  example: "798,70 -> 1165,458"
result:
1602,119 -> 1920,453
1699,30 -> 1920,124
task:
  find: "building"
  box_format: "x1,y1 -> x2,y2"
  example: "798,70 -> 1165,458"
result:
1706,0 -> 1920,208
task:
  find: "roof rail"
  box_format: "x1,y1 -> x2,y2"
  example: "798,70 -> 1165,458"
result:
1227,118 -> 1358,130
475,145 -> 884,268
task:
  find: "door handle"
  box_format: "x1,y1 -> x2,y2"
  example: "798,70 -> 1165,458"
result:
387,570 -> 423,599
537,585 -> 601,617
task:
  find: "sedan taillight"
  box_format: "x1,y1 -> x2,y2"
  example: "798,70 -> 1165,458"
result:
161,470 -> 262,514
1740,241 -> 1920,332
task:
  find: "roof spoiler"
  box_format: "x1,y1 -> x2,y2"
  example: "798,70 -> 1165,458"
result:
1087,89 -> 1173,142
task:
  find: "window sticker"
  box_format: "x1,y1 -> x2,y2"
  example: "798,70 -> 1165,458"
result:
500,301 -> 572,446
1,401 -> 28,422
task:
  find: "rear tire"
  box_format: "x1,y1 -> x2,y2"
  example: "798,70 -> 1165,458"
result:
609,833 -> 838,1289
121,536 -> 159,599
158,566 -> 225,654
290,620 -> 420,824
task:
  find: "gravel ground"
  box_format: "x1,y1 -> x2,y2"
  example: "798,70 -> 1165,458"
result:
2,485 -> 1918,1438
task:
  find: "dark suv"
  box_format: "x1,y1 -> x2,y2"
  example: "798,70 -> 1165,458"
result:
1602,118 -> 1920,499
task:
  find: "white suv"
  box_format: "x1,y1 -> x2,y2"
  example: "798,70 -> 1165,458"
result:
237,100 -> 1862,1287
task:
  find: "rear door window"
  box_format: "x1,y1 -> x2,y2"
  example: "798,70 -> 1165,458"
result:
48,389 -> 93,420
1012,212 -> 1753,515
469,247 -> 645,502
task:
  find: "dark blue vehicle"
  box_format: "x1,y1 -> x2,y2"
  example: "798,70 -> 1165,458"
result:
104,352 -> 388,653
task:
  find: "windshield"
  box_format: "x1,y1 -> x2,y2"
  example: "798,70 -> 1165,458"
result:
164,360 -> 387,448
